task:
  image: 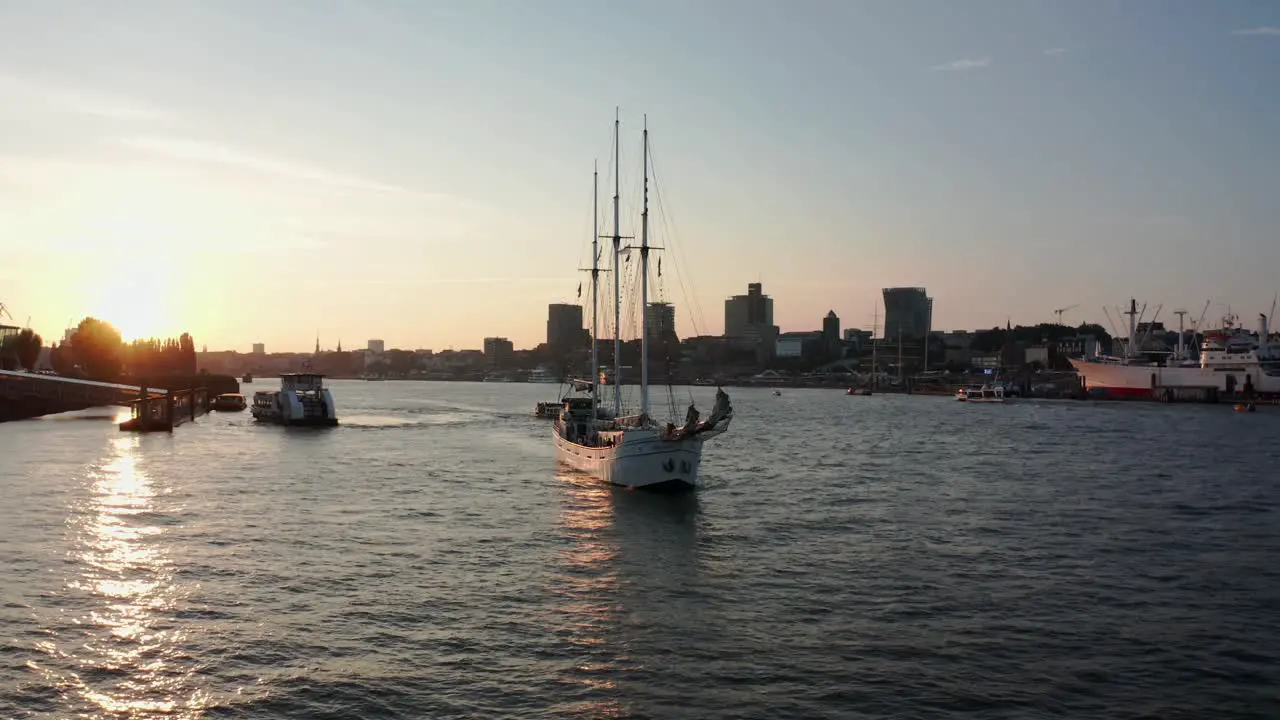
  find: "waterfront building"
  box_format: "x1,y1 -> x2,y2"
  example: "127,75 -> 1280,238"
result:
645,302 -> 678,347
546,303 -> 584,356
881,287 -> 933,340
483,337 -> 514,368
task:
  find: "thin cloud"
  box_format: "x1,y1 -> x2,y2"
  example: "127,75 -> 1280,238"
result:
1232,26 -> 1280,36
358,276 -> 576,287
0,70 -> 170,121
1043,48 -> 1068,56
117,135 -> 434,198
930,57 -> 991,72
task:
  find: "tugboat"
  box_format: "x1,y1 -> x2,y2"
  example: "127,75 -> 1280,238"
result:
250,373 -> 339,426
242,372 -> 253,383
212,393 -> 247,411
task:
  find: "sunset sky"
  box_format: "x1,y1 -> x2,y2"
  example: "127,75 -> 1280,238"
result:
2,0 -> 1278,352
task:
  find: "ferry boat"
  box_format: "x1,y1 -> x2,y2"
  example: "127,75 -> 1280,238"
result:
212,392 -> 247,411
250,373 -> 339,426
535,401 -> 560,419
1070,300 -> 1280,399
528,367 -> 559,383
956,384 -> 1006,403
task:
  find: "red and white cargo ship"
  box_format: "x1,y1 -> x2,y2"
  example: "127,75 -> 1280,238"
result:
1070,299 -> 1280,399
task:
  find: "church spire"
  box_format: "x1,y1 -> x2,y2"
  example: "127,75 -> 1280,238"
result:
315,332 -> 320,355
337,339 -> 342,353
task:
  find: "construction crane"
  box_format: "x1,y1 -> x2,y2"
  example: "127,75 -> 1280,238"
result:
1053,304 -> 1079,325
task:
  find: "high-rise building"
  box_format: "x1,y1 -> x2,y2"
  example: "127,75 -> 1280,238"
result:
483,337 -> 514,368
881,287 -> 932,340
724,282 -> 774,338
368,339 -> 385,354
645,302 -> 678,347
547,303 -> 584,354
822,310 -> 840,348
252,343 -> 265,355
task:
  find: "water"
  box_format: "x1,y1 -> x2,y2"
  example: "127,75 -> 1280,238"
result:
2,381 -> 1278,719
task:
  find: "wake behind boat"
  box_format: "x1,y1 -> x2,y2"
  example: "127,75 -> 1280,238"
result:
552,112 -> 734,490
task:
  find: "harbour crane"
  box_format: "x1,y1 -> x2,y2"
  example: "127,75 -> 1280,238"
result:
1053,304 -> 1079,325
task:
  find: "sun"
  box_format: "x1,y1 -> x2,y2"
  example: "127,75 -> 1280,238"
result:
85,271 -> 179,342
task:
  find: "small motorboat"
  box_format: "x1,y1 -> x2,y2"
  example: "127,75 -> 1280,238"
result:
242,373 -> 253,383
1234,402 -> 1257,413
773,390 -> 782,396
957,384 -> 1006,403
847,387 -> 871,396
212,393 -> 247,412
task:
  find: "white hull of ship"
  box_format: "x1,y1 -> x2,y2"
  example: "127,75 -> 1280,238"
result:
250,389 -> 339,426
553,423 -> 727,490
1069,359 -> 1280,398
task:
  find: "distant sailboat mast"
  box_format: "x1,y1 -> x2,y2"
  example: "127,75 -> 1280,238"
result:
871,301 -> 879,389
639,115 -> 652,419
611,108 -> 622,418
590,162 -> 600,404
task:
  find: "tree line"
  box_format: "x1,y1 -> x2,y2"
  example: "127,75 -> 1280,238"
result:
34,317 -> 198,381
0,328 -> 42,371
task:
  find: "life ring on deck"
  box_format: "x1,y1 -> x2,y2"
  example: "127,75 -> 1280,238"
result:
662,458 -> 675,472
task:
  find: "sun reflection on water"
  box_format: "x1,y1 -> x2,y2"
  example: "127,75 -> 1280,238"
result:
547,470 -> 703,719
30,436 -> 212,718
549,470 -> 628,717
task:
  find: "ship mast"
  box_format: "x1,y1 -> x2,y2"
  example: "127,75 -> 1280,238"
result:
871,301 -> 879,389
1174,309 -> 1187,360
639,115 -> 651,419
1125,298 -> 1138,359
590,163 -> 600,405
611,108 -> 622,418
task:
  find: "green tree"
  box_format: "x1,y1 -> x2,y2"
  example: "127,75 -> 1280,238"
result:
14,328 -> 42,370
69,317 -> 124,380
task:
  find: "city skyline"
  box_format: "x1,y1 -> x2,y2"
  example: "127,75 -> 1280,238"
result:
2,1 -> 1278,351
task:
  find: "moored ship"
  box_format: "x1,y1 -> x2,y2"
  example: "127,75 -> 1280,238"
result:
1070,299 -> 1280,399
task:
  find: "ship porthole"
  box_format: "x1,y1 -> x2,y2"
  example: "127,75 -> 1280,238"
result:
662,458 -> 675,472
680,460 -> 690,473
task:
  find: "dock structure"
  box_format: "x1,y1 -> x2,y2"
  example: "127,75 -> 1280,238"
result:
119,385 -> 210,432
0,370 -> 211,426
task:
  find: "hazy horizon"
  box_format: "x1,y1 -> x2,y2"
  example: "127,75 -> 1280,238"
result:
3,0 -> 1278,353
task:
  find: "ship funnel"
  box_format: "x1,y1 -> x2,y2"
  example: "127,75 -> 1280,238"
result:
1260,314 -> 1270,350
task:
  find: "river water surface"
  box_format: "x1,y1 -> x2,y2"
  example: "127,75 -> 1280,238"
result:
1,381 -> 1278,719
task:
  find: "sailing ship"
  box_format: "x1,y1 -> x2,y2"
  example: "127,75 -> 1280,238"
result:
552,112 -> 734,491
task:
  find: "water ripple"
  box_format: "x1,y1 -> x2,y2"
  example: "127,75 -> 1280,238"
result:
1,384 -> 1279,718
